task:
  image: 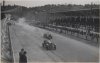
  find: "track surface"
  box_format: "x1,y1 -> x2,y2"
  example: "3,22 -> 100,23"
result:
10,22 -> 99,62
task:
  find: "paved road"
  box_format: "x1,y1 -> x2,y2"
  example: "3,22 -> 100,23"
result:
10,21 -> 99,62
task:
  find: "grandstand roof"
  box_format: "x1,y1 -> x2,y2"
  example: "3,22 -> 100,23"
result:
50,8 -> 99,16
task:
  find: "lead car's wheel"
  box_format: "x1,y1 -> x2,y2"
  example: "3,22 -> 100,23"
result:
46,46 -> 50,50
42,43 -> 45,48
53,45 -> 56,50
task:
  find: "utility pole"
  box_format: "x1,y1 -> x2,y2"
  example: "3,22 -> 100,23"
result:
91,2 -> 93,15
3,0 -> 5,7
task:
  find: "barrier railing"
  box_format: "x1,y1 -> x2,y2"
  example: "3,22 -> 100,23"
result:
38,24 -> 99,43
1,17 -> 14,63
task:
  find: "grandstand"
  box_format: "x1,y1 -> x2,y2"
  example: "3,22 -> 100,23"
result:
40,8 -> 99,43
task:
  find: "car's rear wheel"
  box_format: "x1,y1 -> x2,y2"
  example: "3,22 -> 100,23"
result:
53,45 -> 56,50
42,43 -> 45,47
46,47 -> 50,50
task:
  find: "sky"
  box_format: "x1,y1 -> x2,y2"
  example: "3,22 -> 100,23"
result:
1,0 -> 99,7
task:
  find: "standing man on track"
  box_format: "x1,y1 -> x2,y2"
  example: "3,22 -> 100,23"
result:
19,48 -> 27,63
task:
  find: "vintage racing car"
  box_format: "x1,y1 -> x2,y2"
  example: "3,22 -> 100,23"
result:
43,33 -> 52,40
42,40 -> 56,50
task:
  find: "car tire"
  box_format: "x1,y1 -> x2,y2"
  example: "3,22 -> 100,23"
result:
54,45 -> 56,50
46,47 -> 49,50
42,43 -> 45,48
